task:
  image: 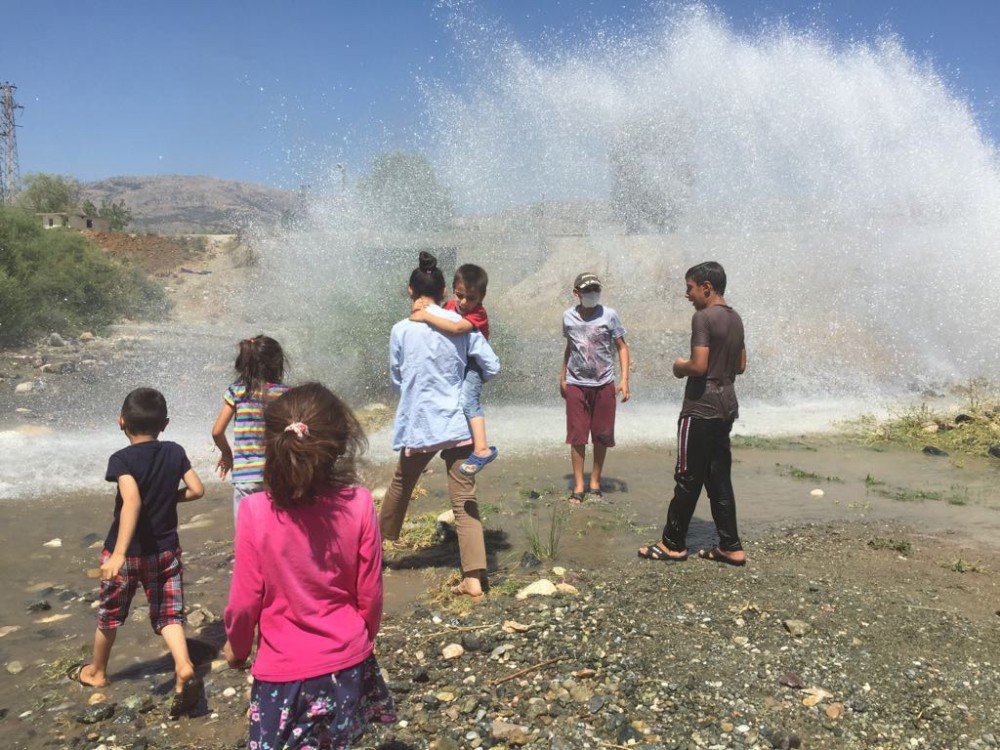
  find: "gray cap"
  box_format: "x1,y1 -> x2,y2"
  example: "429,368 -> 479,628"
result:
573,272 -> 602,291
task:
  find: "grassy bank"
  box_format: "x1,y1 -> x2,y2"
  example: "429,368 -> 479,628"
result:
0,207 -> 168,346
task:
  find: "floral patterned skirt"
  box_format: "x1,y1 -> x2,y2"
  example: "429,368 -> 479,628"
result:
248,653 -> 396,750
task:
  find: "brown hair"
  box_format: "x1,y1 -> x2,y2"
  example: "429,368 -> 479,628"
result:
263,383 -> 366,508
234,335 -> 286,401
454,263 -> 488,296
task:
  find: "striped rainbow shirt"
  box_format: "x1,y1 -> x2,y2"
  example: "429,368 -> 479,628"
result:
224,382 -> 290,484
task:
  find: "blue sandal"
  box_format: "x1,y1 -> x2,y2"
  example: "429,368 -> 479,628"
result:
459,447 -> 498,476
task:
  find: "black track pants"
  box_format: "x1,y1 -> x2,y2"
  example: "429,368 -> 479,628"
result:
662,416 -> 743,552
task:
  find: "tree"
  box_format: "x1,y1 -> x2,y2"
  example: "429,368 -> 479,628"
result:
16,173 -> 80,213
82,199 -> 98,217
355,151 -> 453,232
98,198 -> 133,230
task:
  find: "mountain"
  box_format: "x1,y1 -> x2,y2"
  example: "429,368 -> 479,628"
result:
80,175 -> 299,234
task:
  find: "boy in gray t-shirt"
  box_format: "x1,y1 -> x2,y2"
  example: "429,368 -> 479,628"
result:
559,272 -> 630,505
638,261 -> 747,566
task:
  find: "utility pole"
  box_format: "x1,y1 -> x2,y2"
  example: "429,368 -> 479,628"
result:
0,82 -> 23,205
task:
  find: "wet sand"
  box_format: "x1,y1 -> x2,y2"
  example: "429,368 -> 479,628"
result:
1,438 -> 998,748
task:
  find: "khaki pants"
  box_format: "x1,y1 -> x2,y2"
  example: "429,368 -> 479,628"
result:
379,445 -> 487,574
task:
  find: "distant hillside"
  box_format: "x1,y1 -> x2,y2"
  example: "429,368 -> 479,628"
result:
80,175 -> 298,234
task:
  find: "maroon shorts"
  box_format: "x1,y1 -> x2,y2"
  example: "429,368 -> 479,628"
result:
97,548 -> 185,634
565,382 -> 617,446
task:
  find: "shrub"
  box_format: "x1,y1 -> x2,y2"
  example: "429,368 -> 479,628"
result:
0,207 -> 168,345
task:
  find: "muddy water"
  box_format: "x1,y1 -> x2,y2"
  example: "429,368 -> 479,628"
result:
1,439 -> 997,748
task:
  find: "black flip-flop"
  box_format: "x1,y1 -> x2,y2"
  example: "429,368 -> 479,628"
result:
698,547 -> 747,567
168,676 -> 204,719
567,491 -> 585,506
587,487 -> 604,500
66,662 -> 92,686
637,543 -> 688,562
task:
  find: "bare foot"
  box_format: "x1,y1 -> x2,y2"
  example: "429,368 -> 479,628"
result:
75,663 -> 109,688
450,577 -> 484,599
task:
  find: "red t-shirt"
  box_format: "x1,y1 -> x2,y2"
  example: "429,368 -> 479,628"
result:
443,298 -> 490,340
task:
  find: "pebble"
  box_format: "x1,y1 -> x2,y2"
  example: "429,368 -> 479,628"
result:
88,693 -> 107,705
0,625 -> 21,638
75,703 -> 116,724
25,598 -> 51,612
6,660 -> 25,675
42,538 -> 62,548
442,643 -> 465,660
14,381 -> 33,394
555,582 -> 579,595
48,332 -> 66,347
222,687 -> 237,698
80,332 -> 95,342
810,488 -> 825,497
783,619 -> 811,637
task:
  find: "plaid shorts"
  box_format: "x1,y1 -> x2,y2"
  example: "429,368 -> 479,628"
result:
97,548 -> 185,634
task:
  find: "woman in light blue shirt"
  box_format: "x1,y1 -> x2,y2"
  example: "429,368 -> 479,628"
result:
380,252 -> 500,599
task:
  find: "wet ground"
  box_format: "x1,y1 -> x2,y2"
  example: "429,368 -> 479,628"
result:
0,438 -> 998,748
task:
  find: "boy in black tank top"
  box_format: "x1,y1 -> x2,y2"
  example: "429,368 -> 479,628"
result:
638,261 -> 747,566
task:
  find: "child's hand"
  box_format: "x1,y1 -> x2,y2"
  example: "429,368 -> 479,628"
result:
672,357 -> 688,378
411,298 -> 431,313
100,552 -> 126,581
617,380 -> 630,402
223,640 -> 247,669
216,454 -> 233,479
409,308 -> 428,323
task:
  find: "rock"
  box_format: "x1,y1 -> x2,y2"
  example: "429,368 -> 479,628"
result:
801,686 -> 834,706
25,599 -> 51,612
570,684 -> 593,703
491,719 -> 530,745
81,532 -> 103,547
461,634 -> 482,652
80,332 -> 95,342
783,619 -> 811,637
770,733 -> 802,749
778,672 -> 806,689
187,607 -> 217,629
552,566 -> 567,576
412,667 -> 430,683
556,582 -> 579,595
810,488 -> 825,497
75,703 -> 116,724
520,551 -> 541,569
35,613 -> 72,624
955,413 -> 974,424
588,694 -> 605,713
435,521 -> 457,544
88,693 -> 107,705
515,579 -> 558,600
121,694 -> 156,713
922,445 -> 948,457
0,625 -> 21,638
502,620 -> 530,633
988,445 -> 1000,459
6,661 -> 24,675
825,702 -> 845,719
922,423 -> 940,433
48,332 -> 66,347
42,538 -> 62,548
223,687 -> 237,698
14,381 -> 33,394
442,643 -> 465,660
435,691 -> 456,702
436,509 -> 456,524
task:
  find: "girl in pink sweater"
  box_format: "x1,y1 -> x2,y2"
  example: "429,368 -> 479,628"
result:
223,383 -> 395,749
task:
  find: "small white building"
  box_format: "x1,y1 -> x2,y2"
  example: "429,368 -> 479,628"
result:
38,212 -> 111,232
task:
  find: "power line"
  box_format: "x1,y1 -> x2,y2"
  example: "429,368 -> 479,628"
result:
0,82 -> 23,205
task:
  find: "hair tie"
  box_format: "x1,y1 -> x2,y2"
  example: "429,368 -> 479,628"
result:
284,422 -> 309,438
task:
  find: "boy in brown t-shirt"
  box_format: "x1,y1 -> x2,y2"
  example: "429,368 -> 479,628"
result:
638,261 -> 747,566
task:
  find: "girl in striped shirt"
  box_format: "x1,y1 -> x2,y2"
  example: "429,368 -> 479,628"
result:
212,335 -> 289,519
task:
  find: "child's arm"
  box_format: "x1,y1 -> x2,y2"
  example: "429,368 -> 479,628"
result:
355,501 -> 384,641
176,468 -> 204,504
410,307 -> 476,335
211,403 -> 236,479
100,475 -> 141,581
224,503 -> 264,667
559,341 -> 570,398
615,337 -> 631,402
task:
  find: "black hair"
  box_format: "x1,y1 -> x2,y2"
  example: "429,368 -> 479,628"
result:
685,261 -> 727,295
235,335 -> 286,401
408,250 -> 446,301
121,387 -> 168,436
454,263 -> 488,296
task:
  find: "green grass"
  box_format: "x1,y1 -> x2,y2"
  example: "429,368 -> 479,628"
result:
864,474 -> 886,487
868,537 -> 913,555
852,381 -> 1000,459
877,487 -> 942,502
732,435 -> 817,451
776,463 -> 844,483
523,503 -> 567,561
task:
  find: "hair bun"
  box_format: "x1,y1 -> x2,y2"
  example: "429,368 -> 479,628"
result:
418,250 -> 438,274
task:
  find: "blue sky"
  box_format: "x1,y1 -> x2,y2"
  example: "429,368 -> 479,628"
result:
3,1 -> 998,189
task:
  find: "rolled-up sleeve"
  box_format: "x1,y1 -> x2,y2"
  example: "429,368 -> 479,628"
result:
468,332 -> 500,382
224,502 -> 263,662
